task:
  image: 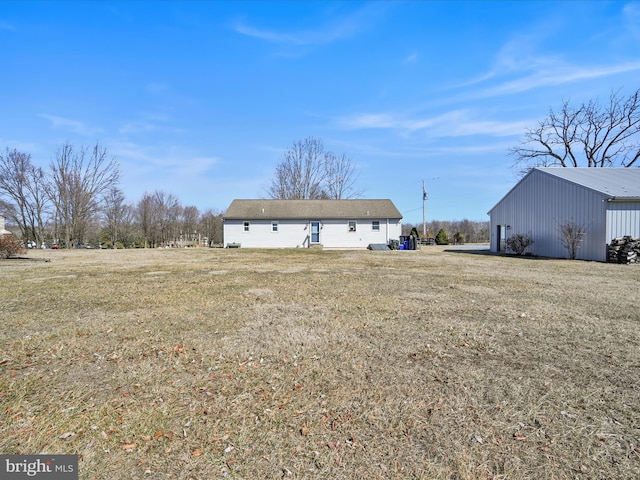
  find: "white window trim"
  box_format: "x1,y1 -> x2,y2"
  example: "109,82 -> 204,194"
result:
243,221 -> 250,232
348,220 -> 357,232
271,221 -> 278,233
372,220 -> 380,231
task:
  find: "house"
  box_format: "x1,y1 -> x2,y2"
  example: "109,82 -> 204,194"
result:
488,168 -> 640,261
223,199 -> 402,249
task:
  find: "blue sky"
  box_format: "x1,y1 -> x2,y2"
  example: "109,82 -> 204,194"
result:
2,1 -> 639,224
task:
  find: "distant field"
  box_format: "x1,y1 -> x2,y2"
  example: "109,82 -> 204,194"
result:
1,247 -> 639,479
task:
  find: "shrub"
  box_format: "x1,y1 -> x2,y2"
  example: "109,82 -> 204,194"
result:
453,232 -> 465,245
435,228 -> 449,245
506,233 -> 534,255
0,235 -> 25,259
559,221 -> 585,260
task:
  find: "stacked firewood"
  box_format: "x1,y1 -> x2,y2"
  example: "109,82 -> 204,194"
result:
608,236 -> 640,264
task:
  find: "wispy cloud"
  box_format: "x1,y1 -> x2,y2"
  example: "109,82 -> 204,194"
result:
0,20 -> 17,31
118,112 -> 177,135
455,33 -> 562,90
111,141 -> 219,173
38,114 -> 104,137
458,22 -> 640,99
403,52 -> 418,65
111,140 -> 221,201
146,83 -> 169,95
338,109 -> 526,138
623,3 -> 640,38
233,3 -> 384,46
477,60 -> 640,98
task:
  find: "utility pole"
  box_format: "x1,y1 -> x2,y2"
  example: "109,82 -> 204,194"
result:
422,180 -> 428,238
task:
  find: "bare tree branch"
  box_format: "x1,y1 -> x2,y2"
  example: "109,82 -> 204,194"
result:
0,148 -> 50,245
510,88 -> 640,172
48,141 -> 120,247
268,137 -> 362,199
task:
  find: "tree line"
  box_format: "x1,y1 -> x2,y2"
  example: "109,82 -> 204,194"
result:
0,136 -> 362,249
402,219 -> 490,244
0,142 -> 224,248
3,84 -> 637,251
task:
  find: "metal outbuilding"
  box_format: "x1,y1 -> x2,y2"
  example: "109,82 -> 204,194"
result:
488,168 -> 640,261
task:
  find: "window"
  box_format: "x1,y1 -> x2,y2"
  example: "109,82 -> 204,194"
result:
243,221 -> 250,232
372,221 -> 380,231
348,221 -> 357,232
271,221 -> 278,232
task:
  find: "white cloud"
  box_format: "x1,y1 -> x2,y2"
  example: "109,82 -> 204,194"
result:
337,109 -> 526,138
111,141 -> 219,173
477,60 -> 640,98
457,15 -> 640,99
0,20 -> 16,31
146,83 -> 169,95
623,3 -> 640,38
38,114 -> 104,137
403,52 -> 418,65
233,3 -> 384,46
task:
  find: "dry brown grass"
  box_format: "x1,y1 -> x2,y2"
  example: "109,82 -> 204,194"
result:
1,247 -> 639,479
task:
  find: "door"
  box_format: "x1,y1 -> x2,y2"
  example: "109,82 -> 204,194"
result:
496,225 -> 507,252
310,221 -> 320,244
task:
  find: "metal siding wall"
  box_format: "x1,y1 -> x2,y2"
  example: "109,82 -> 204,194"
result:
490,170 -> 609,261
606,202 -> 640,240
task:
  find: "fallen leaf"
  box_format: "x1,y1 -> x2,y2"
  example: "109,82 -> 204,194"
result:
300,426 -> 309,436
59,432 -> 75,440
122,443 -> 137,451
192,448 -> 204,456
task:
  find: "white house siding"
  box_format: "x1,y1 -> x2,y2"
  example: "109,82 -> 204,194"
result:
317,219 -> 401,249
223,218 -> 401,249
606,201 -> 640,240
223,220 -> 308,248
489,170 -> 609,261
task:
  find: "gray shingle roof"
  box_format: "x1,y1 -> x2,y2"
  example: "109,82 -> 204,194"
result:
538,167 -> 640,199
223,199 -> 402,220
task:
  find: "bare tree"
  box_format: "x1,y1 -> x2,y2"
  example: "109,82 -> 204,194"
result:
102,187 -> 134,248
0,148 -> 50,246
559,220 -> 585,260
510,88 -> 640,172
48,142 -> 120,248
199,208 -> 223,246
323,152 -> 362,199
180,205 -> 200,244
135,190 -> 180,247
136,191 -> 156,248
267,137 -> 362,200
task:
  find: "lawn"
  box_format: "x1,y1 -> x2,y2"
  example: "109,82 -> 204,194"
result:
1,247 -> 639,479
